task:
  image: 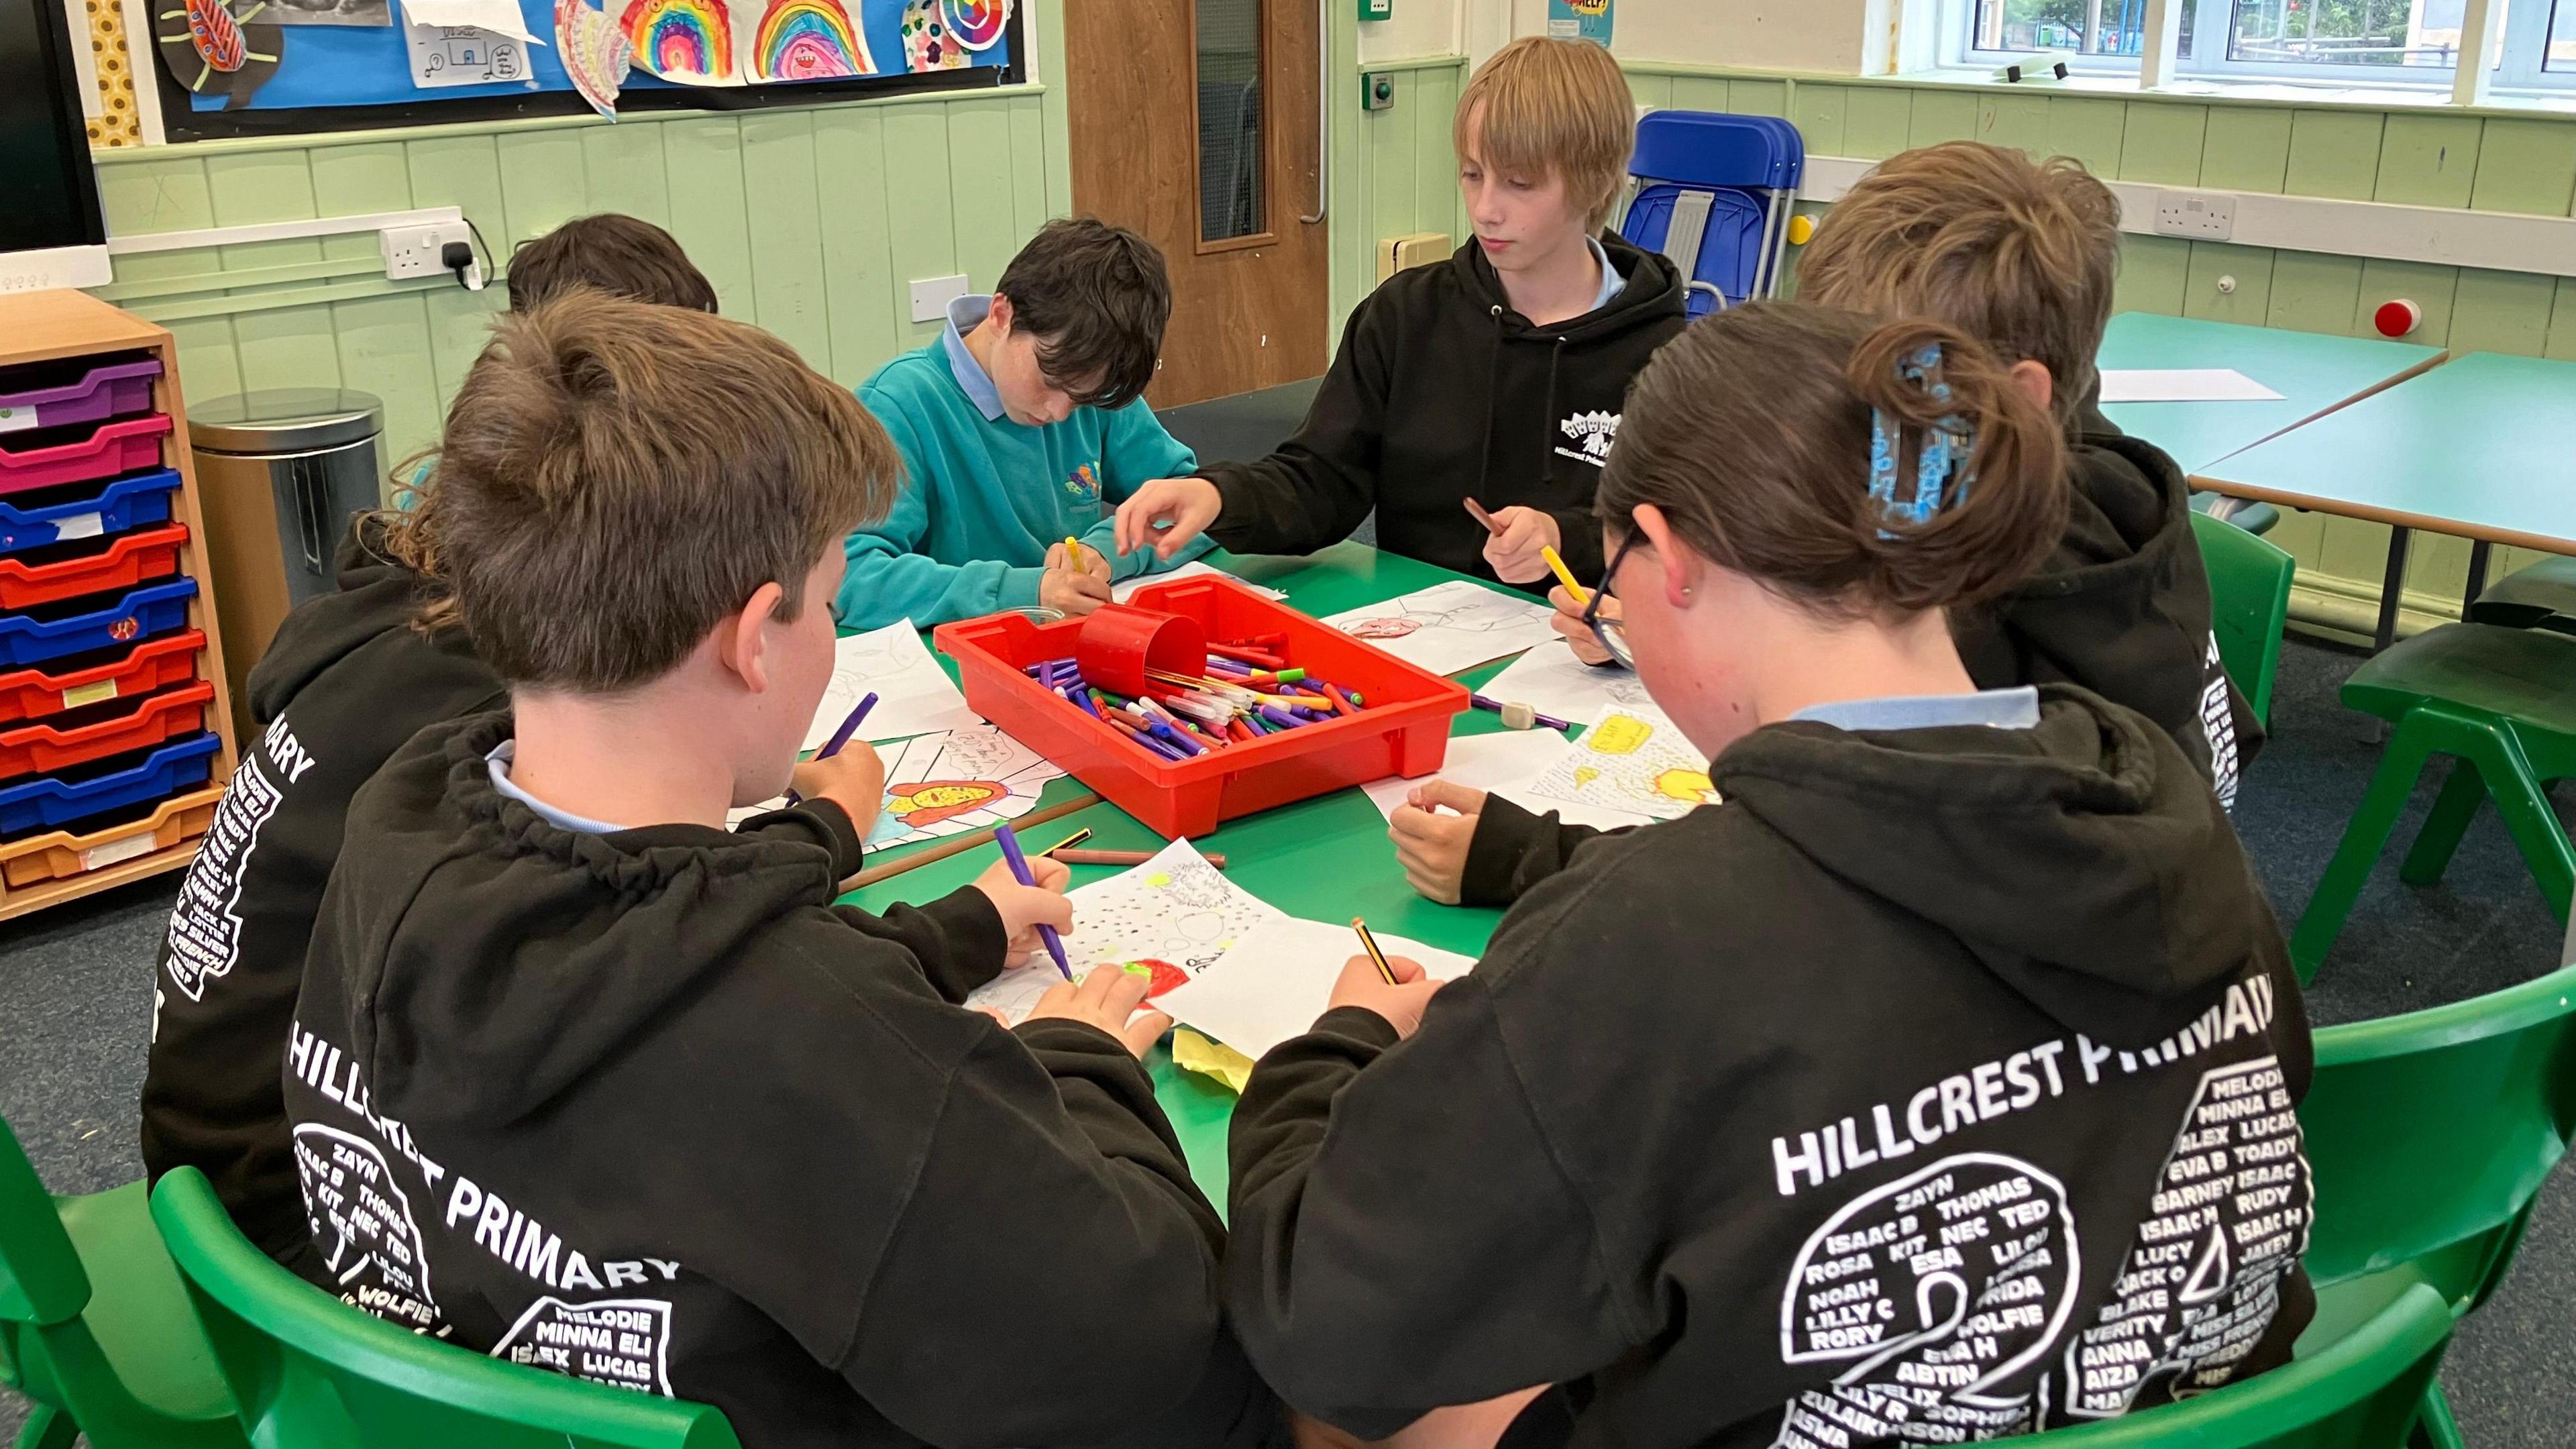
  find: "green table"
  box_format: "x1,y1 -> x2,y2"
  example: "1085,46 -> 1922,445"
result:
843,541 -> 1545,1204
2194,353 -> 2576,651
2095,312 -> 2443,474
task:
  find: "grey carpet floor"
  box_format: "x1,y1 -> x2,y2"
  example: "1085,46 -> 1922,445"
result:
3,633 -> 2570,1442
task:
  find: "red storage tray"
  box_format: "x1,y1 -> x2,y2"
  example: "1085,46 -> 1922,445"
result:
0,680 -> 216,781
935,576 -> 1470,839
0,629 -> 205,725
0,523 -> 189,609
0,415 -> 174,496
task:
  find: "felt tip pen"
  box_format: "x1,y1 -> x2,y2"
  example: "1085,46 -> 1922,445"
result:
784,691 -> 879,804
991,824 -> 1073,981
1471,694 -> 1574,732
1351,917 -> 1399,986
1540,545 -> 1591,606
1064,536 -> 1087,572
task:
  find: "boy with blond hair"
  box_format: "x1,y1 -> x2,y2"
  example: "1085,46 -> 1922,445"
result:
282,293 -> 1275,1448
1114,36 -> 1685,592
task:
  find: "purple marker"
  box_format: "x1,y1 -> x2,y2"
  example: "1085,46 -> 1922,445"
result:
991,824 -> 1073,981
784,691 -> 880,805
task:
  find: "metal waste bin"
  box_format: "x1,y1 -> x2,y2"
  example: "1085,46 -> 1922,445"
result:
188,389 -> 384,739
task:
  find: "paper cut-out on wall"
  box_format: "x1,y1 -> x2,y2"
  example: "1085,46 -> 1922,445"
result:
941,0 -> 1008,50
557,0 -> 630,114
750,0 -> 868,80
898,0 -> 964,68
158,0 -> 282,105
621,0 -> 732,80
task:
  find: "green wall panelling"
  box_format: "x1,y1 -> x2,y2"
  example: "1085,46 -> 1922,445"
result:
2198,107 -> 2292,193
1789,83 -> 1848,155
2264,252 -> 2365,336
2449,269 -> 2558,357
2374,113 -> 2481,209
2112,235 -> 2191,316
812,109 -> 901,389
1908,89 -> 1977,148
2469,119 -> 2576,217
2182,243 -> 2274,326
2046,97 -> 2126,174
2351,258 -> 2459,345
1730,78 -> 1789,117
659,117 -> 759,321
1976,93 -> 2052,157
1411,66 -> 1462,248
1841,87 -> 1914,160
2284,109 -> 2385,199
1668,75 -> 1730,113
1366,97 -> 1419,256
1006,97 -> 1049,240
2552,280 -> 2576,361
879,107 -> 959,350
1627,72 -> 1672,111
2118,103 -> 2206,184
494,129 -> 590,249
579,123 -> 674,227
944,100 -> 1021,320
740,111 -> 835,378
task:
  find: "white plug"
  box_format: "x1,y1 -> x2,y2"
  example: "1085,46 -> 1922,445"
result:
381,221 -> 474,282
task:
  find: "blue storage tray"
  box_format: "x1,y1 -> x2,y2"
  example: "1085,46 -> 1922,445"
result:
0,731 -> 221,835
0,471 -> 184,554
0,577 -> 198,669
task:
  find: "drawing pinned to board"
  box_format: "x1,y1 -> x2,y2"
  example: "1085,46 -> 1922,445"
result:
963,839 -> 1284,1025
620,0 -> 733,81
750,0 -> 867,79
898,0 -> 963,68
555,0 -> 629,114
941,0 -> 1007,50
1524,706 -> 1715,822
1320,579 -> 1558,676
272,0 -> 388,26
156,0 -> 282,105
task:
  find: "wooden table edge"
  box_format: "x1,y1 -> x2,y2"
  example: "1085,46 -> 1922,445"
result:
2188,475 -> 2576,559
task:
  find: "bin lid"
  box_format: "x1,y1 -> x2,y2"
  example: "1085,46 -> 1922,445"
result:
189,389 -> 384,452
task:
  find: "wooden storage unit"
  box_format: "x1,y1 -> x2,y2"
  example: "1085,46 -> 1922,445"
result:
0,290 -> 238,922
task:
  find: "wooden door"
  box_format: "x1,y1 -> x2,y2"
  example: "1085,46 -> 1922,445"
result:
1067,0 -> 1330,408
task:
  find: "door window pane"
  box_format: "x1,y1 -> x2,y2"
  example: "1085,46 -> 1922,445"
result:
1197,0 -> 1265,242
2549,0 -> 2576,70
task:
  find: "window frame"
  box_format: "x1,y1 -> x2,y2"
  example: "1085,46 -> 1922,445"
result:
1944,0 -> 2572,96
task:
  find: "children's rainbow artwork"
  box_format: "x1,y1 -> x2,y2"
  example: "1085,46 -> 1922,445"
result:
941,0 -> 1008,51
751,0 -> 871,80
620,0 -> 733,82
556,0 -> 632,118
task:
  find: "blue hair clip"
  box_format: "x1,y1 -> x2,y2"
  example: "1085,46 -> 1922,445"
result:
1867,344 -> 1976,539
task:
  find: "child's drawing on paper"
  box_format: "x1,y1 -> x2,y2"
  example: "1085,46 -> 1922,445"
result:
865,725 -> 1061,848
1525,707 -> 1717,822
1320,580 -> 1558,675
963,839 -> 1284,1024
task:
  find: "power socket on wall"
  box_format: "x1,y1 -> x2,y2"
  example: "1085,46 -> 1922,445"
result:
382,221 -> 474,282
2153,191 -> 2237,242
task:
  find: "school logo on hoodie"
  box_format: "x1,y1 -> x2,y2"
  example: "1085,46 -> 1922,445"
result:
1556,411 -> 1620,468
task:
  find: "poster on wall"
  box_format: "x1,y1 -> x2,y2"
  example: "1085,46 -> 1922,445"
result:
150,0 -> 1018,137
1546,0 -> 1609,46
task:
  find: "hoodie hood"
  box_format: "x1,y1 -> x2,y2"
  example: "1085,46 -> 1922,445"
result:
1444,230 -> 1689,343
1714,686 -> 2265,1040
328,710 -> 855,1126
246,515 -> 470,722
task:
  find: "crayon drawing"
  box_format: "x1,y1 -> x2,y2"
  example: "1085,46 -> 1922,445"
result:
1320,580 -> 1558,676
1523,706 -> 1716,822
620,0 -> 733,80
749,0 -> 867,79
963,839 -> 1283,1024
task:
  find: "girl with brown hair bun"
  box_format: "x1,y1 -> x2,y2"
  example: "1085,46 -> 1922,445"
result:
1225,303 -> 2314,1449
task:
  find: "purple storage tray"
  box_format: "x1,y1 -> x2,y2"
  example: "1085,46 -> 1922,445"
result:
0,359 -> 162,434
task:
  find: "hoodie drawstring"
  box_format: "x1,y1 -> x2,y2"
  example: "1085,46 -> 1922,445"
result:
1472,303 -> 1507,498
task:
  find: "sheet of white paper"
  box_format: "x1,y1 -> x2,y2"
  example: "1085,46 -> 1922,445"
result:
1522,705 -> 1717,822
402,0 -> 541,38
1320,579 -> 1558,676
963,839 -> 1286,1024
402,18 -> 538,86
1111,559 -> 1287,605
1360,729 -> 1659,833
2097,369 -> 2282,403
1157,916 -> 1477,1061
726,724 -> 1063,838
810,621 -> 979,752
1479,639 -> 1658,725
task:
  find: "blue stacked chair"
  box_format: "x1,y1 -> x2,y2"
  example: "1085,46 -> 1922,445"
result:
1617,111 -> 1805,317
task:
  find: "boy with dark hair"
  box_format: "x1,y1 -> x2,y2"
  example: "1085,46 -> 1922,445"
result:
506,213 -> 720,313
284,292 -> 1274,1449
143,216 -> 731,1272
835,216 -> 1212,630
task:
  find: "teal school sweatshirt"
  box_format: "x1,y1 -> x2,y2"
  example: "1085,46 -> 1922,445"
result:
837,294 -> 1214,630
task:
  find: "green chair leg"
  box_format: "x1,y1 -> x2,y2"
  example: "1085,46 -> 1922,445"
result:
2411,1376 -> 2465,1449
2295,717 -> 2441,981
2401,761 -> 2489,888
13,1405 -> 78,1449
2463,731 -> 2576,928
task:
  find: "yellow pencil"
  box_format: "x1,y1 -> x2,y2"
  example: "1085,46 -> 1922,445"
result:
1351,916 -> 1398,986
1039,826 -> 1093,857
1065,535 -> 1086,571
1540,545 -> 1591,606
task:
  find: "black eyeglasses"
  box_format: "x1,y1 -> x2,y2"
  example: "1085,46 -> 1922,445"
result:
1582,532 -> 1638,668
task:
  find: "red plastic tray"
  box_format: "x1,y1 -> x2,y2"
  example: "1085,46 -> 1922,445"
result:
0,680 -> 215,781
0,629 -> 205,726
0,415 -> 174,496
0,523 -> 189,610
934,576 -> 1470,839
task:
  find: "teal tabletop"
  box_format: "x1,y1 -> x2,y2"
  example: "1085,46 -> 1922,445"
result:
2095,312 -> 2443,473
2192,352 -> 2576,557
840,541 -> 1564,1206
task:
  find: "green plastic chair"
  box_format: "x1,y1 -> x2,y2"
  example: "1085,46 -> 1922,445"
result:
2191,508 -> 2296,729
0,1120 -> 244,1449
2468,555 -> 2576,637
2195,492 -> 2284,537
148,1167 -> 741,1449
1998,1273 -> 2453,1447
2294,960 -> 2576,1448
2290,623 -> 2576,981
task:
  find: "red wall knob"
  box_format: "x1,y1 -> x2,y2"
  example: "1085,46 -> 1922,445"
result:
2374,299 -> 2423,337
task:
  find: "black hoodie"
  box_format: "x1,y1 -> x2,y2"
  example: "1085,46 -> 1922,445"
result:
282,711 -> 1276,1449
1199,235 -> 1686,588
143,519 -> 506,1268
1227,688 -> 2314,1448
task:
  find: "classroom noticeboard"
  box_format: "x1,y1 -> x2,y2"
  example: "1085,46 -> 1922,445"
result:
149,0 -> 1018,139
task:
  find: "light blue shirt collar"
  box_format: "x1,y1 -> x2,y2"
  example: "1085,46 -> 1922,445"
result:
1788,686 -> 2043,733
486,741 -> 635,835
940,293 -> 1008,423
1585,236 -> 1625,315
